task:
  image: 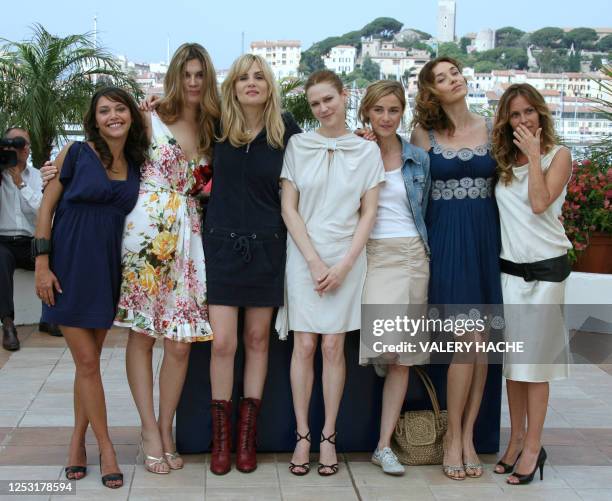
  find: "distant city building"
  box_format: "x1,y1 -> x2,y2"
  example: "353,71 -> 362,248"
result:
437,0 -> 456,42
360,38 -> 430,82
474,29 -> 496,52
250,40 -> 301,79
323,45 -> 357,74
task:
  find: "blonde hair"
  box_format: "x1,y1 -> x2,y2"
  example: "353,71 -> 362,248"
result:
157,43 -> 220,160
412,56 -> 465,136
358,80 -> 406,125
218,54 -> 285,149
493,83 -> 556,185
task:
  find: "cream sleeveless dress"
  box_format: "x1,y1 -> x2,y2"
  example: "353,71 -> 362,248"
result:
495,145 -> 572,382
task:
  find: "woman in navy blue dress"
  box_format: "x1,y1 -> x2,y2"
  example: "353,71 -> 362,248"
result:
411,57 -> 502,481
35,87 -> 147,489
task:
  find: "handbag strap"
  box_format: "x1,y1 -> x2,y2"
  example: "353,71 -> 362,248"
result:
412,366 -> 442,419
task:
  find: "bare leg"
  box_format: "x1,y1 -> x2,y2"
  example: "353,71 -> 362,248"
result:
66,332 -> 105,478
158,338 -> 191,469
209,305 -> 239,400
126,331 -> 168,474
242,307 -> 273,399
319,333 -> 346,474
289,332 -> 318,474
507,382 -> 549,484
444,360 -> 473,479
62,326 -> 122,488
378,365 -> 409,449
495,379 -> 526,473
461,361 -> 487,476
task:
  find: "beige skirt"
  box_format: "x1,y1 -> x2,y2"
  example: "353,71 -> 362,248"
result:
360,237 -> 430,366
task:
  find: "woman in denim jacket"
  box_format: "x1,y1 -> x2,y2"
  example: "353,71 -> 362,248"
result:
358,80 -> 431,476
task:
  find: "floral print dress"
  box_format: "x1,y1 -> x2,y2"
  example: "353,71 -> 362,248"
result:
115,112 -> 213,342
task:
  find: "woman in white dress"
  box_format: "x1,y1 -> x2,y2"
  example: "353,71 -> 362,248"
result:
279,70 -> 384,476
492,83 -> 572,485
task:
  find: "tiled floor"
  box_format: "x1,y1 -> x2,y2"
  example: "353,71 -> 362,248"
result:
1,327 -> 612,500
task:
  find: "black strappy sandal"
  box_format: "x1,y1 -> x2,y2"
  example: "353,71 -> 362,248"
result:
289,430 -> 311,476
317,431 -> 339,476
64,465 -> 87,480
99,454 -> 123,489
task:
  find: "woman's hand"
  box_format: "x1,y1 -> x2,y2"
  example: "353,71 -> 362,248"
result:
354,127 -> 377,143
35,265 -> 62,306
40,161 -> 58,188
513,125 -> 541,161
316,260 -> 351,294
139,94 -> 161,112
308,258 -> 329,297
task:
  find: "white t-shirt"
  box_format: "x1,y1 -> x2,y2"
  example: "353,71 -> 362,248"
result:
370,167 -> 419,239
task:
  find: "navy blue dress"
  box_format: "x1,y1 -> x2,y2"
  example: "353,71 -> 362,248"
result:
425,123 -> 502,307
42,142 -> 140,329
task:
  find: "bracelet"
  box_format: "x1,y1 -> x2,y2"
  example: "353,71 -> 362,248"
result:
31,238 -> 52,258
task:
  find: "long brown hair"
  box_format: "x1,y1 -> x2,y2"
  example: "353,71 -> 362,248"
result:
157,43 -> 220,160
84,86 -> 149,169
493,83 -> 556,185
412,56 -> 464,135
218,54 -> 285,149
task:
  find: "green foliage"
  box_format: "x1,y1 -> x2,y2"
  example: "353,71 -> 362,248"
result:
361,55 -> 381,81
279,77 -> 318,130
437,42 -> 464,60
396,39 -> 435,56
298,50 -> 325,75
563,27 -> 598,50
536,48 -> 569,73
299,17 -> 403,77
568,51 -> 581,72
473,60 -> 504,73
459,37 -> 471,53
591,55 -> 604,71
597,34 -> 612,52
0,23 -> 141,167
529,27 -> 565,48
495,27 -> 525,47
586,66 -> 612,164
406,28 -> 432,40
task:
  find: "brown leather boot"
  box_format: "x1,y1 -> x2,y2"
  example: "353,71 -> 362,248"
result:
236,397 -> 261,473
210,399 -> 232,475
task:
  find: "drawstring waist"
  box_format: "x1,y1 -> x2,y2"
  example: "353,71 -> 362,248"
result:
206,227 -> 286,264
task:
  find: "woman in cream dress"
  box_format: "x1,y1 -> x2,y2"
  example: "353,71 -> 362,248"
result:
279,70 -> 384,476
493,83 -> 572,485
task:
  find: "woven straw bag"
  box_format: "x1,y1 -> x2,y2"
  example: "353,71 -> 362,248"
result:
391,366 -> 448,465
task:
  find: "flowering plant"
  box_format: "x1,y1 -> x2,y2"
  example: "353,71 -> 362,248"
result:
561,158 -> 612,262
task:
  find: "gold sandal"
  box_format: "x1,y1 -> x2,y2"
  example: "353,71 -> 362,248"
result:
137,439 -> 170,474
442,464 -> 466,481
164,451 -> 184,470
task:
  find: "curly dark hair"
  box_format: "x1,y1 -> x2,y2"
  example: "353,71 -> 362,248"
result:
84,86 -> 149,169
412,56 -> 465,136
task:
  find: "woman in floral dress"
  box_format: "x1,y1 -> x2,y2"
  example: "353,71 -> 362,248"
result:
115,43 -> 220,474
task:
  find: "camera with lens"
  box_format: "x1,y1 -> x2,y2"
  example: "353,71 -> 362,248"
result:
0,136 -> 27,170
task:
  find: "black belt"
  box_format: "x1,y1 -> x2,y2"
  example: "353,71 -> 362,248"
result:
206,227 -> 285,264
500,254 -> 571,283
0,235 -> 32,242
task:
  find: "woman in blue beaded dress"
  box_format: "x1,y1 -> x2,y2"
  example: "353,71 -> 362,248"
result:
411,57 -> 502,481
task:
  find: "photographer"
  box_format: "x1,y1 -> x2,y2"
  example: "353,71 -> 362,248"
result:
0,127 -> 60,351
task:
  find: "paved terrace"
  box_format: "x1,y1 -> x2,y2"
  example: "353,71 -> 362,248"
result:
1,326 -> 612,500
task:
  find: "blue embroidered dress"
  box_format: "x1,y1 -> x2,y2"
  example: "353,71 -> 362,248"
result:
425,120 -> 502,308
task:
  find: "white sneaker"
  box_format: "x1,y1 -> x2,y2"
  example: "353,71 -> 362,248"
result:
371,447 -> 405,476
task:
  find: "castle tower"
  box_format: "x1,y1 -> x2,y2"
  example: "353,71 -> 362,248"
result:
437,0 -> 456,43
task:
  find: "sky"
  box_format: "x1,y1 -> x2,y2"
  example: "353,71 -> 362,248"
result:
2,0 -> 610,69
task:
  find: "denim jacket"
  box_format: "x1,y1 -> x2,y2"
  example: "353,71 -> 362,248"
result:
398,135 -> 431,255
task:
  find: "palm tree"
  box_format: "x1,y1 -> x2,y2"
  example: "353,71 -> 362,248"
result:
0,23 -> 141,167
279,77 -> 318,131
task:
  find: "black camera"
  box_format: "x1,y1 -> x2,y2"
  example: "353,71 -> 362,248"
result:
0,136 -> 27,170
